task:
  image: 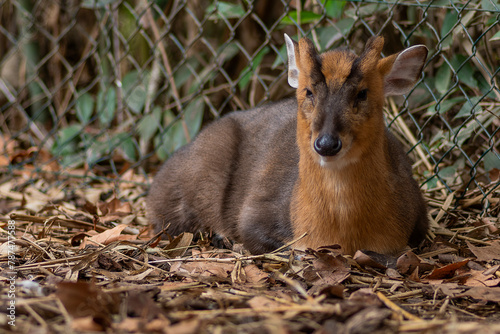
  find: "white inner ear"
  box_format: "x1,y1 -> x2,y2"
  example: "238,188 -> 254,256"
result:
284,34 -> 299,89
384,45 -> 428,96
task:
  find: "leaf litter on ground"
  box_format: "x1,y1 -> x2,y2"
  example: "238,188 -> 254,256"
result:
1,160 -> 500,333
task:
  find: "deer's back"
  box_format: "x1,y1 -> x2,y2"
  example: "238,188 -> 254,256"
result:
147,98 -> 299,252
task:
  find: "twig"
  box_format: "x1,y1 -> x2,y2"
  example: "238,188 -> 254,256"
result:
168,304 -> 341,318
271,232 -> 307,253
433,229 -> 492,246
22,303 -> 48,329
419,247 -> 458,259
15,255 -> 88,271
388,289 -> 423,300
376,291 -> 421,321
149,253 -> 290,265
10,213 -> 108,232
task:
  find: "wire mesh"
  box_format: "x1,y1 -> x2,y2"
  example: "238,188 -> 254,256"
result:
1,0 -> 499,214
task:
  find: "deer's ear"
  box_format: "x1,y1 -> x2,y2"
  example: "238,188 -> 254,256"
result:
379,45 -> 428,96
285,34 -> 299,89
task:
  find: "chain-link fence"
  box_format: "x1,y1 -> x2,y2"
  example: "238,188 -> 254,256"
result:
1,0 -> 499,214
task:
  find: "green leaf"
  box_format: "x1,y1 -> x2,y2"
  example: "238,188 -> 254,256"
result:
490,31 -> 500,42
314,18 -> 355,51
238,46 -> 269,90
450,55 -> 479,89
122,70 -> 149,114
481,0 -> 500,11
81,0 -> 120,8
206,2 -> 245,19
422,171 -> 438,190
429,97 -> 465,115
440,11 -> 458,49
453,112 -> 495,146
217,43 -> 240,64
76,93 -> 94,124
155,110 -> 188,158
172,59 -> 200,90
344,4 -> 386,17
437,165 -> 457,182
455,96 -> 482,118
435,65 -> 452,94
281,11 -> 323,25
97,87 -> 116,126
138,107 -> 162,142
483,151 -> 500,172
120,137 -> 137,161
272,44 -> 288,69
52,124 -> 83,157
183,98 -> 204,138
323,0 -> 346,19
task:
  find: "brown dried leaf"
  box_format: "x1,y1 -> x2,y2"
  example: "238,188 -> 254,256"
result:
126,291 -> 164,320
466,240 -> 500,262
248,296 -> 283,310
145,317 -> 172,332
70,316 -> 104,332
303,248 -> 350,285
79,224 -> 130,248
98,197 -> 132,215
160,281 -> 202,292
244,264 -> 269,284
308,284 -> 345,299
353,250 -> 395,270
397,251 -> 421,274
163,232 -> 193,258
457,286 -> 500,303
171,261 -> 234,281
426,259 -> 469,280
56,281 -> 119,327
463,269 -> 500,287
349,288 -> 382,307
396,251 -> 434,275
489,168 -> 500,181
345,307 -> 392,334
164,318 -> 200,334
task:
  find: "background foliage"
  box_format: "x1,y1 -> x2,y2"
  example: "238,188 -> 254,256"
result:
0,0 -> 499,209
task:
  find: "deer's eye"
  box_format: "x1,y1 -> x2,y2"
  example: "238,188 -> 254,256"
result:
356,89 -> 368,102
306,89 -> 314,99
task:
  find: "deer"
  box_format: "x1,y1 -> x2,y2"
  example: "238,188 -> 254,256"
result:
147,34 -> 429,255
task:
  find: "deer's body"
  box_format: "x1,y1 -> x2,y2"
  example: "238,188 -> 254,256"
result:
148,35 -> 429,255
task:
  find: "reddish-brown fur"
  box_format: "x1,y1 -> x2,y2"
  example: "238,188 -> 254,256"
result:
147,35 -> 429,255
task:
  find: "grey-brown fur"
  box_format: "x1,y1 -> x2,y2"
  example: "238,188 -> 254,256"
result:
148,99 -> 299,253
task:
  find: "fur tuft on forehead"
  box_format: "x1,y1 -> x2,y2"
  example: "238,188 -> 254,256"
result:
320,50 -> 358,88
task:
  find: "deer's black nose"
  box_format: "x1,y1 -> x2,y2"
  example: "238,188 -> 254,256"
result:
314,135 -> 342,156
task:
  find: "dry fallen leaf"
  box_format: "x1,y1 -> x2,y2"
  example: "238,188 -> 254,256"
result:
354,250 -> 395,270
56,281 -> 119,328
70,316 -> 104,332
426,260 -> 469,280
162,232 -> 193,258
248,296 -> 284,310
171,261 -> 234,281
464,269 -> 500,287
303,247 -> 350,286
457,286 -> 500,303
466,240 -> 500,262
80,224 -> 132,248
244,264 -> 269,284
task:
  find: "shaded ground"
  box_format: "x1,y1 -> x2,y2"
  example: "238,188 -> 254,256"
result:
1,164 -> 500,334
